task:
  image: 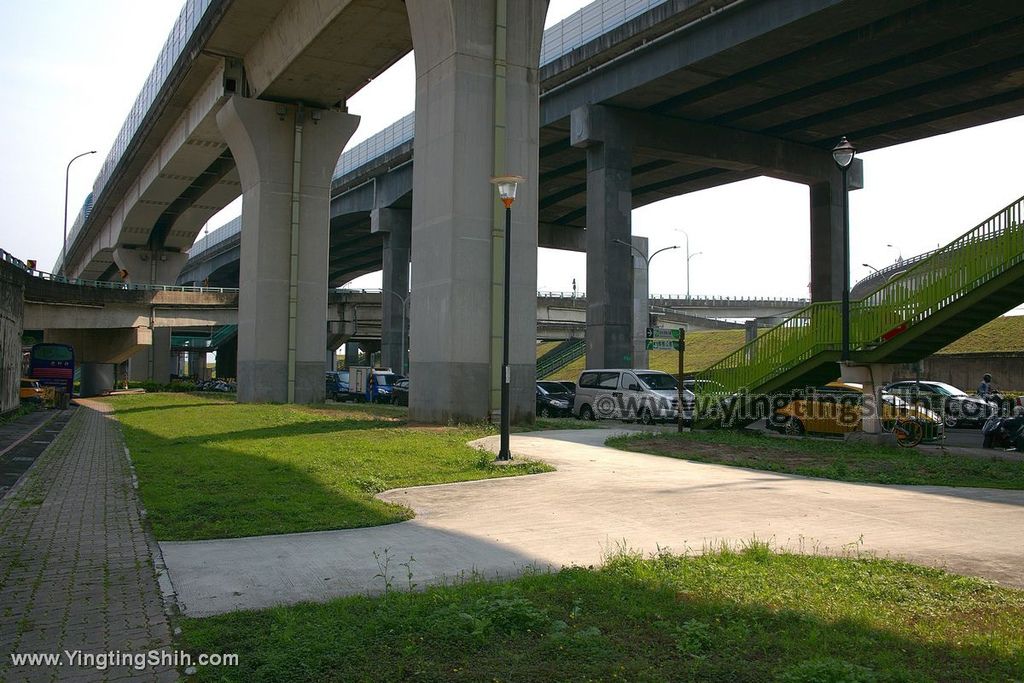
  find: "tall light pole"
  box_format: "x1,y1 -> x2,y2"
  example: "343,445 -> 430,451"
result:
677,230 -> 702,298
862,263 -> 879,274
491,175 -> 523,462
886,243 -> 903,263
832,136 -> 856,362
612,239 -> 679,369
62,150 -> 97,276
389,290 -> 409,375
612,240 -> 680,275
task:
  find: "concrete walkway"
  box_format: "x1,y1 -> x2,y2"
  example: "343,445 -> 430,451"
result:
0,402 -> 176,683
161,429 -> 1024,618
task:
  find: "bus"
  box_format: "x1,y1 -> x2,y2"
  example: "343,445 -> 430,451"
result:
29,343 -> 75,396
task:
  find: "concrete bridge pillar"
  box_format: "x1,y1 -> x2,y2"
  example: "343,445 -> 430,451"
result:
217,95 -> 358,403
343,342 -> 360,368
113,249 -> 186,385
571,105 -> 635,370
809,161 -> 863,303
372,208 -> 410,375
405,0 -> 546,423
216,335 -> 237,379
809,173 -> 845,303
631,236 -> 649,370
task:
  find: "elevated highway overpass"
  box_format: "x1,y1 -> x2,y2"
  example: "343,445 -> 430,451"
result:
55,0 -> 1024,420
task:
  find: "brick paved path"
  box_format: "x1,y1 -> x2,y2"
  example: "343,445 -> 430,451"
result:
0,402 -> 177,682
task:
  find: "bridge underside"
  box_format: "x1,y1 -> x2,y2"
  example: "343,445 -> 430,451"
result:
190,0 -> 1024,291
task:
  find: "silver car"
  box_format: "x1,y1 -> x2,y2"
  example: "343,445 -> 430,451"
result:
573,369 -> 682,425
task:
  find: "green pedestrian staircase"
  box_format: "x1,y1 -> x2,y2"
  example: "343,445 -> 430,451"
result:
693,193 -> 1024,414
537,338 -> 586,379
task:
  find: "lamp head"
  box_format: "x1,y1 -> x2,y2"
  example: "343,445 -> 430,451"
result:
832,136 -> 856,169
490,175 -> 524,209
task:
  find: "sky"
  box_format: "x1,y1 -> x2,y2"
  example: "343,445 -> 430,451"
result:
2,0 -> 1023,304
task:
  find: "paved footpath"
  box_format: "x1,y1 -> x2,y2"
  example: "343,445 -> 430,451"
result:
162,429 -> 1024,617
0,402 -> 177,683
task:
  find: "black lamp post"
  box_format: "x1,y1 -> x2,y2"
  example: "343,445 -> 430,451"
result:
832,136 -> 856,361
62,150 -> 97,275
491,175 -> 523,461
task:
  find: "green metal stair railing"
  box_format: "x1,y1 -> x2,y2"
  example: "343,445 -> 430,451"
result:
536,338 -> 586,379
694,193 -> 1024,407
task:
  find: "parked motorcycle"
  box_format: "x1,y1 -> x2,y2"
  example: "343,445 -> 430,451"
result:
981,412 -> 1024,450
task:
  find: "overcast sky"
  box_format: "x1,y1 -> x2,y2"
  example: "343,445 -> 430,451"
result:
2,0 -> 1023,304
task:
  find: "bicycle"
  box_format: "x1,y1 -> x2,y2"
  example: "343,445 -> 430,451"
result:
881,415 -> 925,448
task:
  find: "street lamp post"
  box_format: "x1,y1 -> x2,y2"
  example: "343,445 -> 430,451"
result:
62,150 -> 97,275
862,263 -> 879,274
832,136 -> 856,362
677,230 -> 702,298
388,290 -> 409,375
612,239 -> 679,369
490,175 -> 523,462
886,243 -> 903,263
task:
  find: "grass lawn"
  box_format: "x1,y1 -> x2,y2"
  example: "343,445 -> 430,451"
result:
608,429 -> 1024,489
105,393 -> 552,541
180,545 -> 1024,682
544,329 -> 746,381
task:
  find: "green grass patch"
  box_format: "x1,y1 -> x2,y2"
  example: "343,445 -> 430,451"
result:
544,329 -> 747,381
937,315 -> 1024,356
105,393 -> 552,541
180,547 -> 1024,682
608,429 -> 1024,489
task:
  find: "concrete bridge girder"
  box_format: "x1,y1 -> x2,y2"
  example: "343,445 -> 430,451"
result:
74,63 -> 236,281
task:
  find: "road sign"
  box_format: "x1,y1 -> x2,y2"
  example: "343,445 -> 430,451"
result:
646,339 -> 681,350
646,327 -> 684,340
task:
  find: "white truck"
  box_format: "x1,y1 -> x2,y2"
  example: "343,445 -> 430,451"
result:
348,366 -> 399,402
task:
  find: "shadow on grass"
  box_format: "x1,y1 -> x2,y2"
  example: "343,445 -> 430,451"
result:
110,399 -> 229,415
179,551 -> 1024,682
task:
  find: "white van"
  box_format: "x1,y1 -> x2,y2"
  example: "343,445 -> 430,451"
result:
573,369 -> 683,425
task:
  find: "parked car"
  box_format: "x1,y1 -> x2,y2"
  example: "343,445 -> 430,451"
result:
20,378 -> 44,403
882,380 -> 993,428
573,369 -> 679,425
536,382 -> 572,418
556,381 -> 576,401
766,382 -> 943,441
325,371 -> 351,401
391,377 -> 409,406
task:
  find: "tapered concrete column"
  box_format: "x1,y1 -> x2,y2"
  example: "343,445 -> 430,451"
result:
406,0 -> 546,423
572,106 -> 634,369
631,236 -> 649,370
217,96 -> 358,403
372,208 -> 411,375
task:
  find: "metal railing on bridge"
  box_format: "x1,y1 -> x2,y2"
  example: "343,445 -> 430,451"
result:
1,248 -> 238,295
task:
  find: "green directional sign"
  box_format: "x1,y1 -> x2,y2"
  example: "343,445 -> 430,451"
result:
646,339 -> 681,351
646,327 -> 684,340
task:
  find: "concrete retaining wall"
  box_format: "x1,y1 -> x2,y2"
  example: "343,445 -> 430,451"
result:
0,260 -> 26,414
885,353 -> 1024,392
